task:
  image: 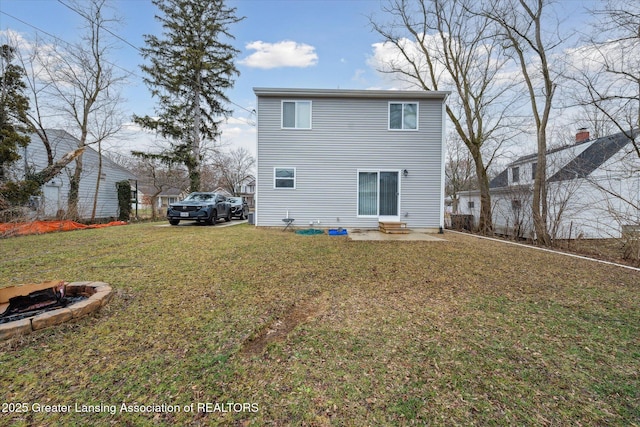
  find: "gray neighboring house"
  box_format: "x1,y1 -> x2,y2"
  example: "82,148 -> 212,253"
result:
20,129 -> 136,220
254,88 -> 450,230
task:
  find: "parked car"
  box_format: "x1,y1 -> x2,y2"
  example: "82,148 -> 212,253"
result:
227,196 -> 249,220
167,192 -> 231,225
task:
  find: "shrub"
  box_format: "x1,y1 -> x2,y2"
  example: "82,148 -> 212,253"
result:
116,180 -> 132,221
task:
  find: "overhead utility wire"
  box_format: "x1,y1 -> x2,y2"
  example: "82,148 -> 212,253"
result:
0,10 -> 137,79
55,0 -> 256,118
1,8 -> 255,119
56,0 -> 143,53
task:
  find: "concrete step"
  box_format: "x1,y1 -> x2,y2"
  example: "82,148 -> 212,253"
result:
378,221 -> 410,234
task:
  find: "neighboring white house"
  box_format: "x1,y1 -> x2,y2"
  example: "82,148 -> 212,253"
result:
19,129 -> 136,220
254,88 -> 450,230
238,176 -> 256,209
458,129 -> 640,239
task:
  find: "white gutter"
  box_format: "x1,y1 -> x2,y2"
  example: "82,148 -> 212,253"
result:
253,87 -> 451,100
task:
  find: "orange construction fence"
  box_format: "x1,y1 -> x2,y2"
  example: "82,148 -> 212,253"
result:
0,220 -> 127,237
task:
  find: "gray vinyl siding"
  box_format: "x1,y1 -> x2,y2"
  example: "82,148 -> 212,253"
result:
255,90 -> 447,229
19,130 -> 136,220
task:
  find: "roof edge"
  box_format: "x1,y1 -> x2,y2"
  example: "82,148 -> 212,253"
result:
253,87 -> 450,100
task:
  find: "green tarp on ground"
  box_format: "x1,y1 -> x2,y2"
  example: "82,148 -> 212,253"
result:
295,229 -> 325,235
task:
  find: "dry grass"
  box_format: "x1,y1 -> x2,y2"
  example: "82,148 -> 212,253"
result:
0,223 -> 638,426
554,237 -> 640,267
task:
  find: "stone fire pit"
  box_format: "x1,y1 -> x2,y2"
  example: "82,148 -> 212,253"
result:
0,281 -> 113,341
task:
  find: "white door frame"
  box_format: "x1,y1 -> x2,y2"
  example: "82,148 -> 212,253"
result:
378,170 -> 401,222
43,183 -> 61,218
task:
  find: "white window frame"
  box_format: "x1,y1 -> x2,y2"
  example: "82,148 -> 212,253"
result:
274,167 -> 296,189
388,102 -> 419,131
281,100 -> 312,129
512,166 -> 520,183
531,162 -> 537,180
356,169 -> 401,218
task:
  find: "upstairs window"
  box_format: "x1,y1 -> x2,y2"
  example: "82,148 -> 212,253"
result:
389,102 -> 418,130
282,101 -> 311,129
531,162 -> 537,180
512,166 -> 520,183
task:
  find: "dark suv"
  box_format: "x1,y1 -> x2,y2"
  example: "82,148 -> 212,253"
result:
167,192 -> 232,225
227,196 -> 249,220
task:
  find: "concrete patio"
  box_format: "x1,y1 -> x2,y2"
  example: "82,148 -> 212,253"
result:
348,228 -> 446,241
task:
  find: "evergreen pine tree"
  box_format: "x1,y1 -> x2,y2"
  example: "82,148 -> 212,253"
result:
0,44 -> 34,210
135,0 -> 243,192
0,44 -> 31,183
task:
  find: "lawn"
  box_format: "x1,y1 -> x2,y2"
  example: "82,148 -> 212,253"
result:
0,223 -> 638,426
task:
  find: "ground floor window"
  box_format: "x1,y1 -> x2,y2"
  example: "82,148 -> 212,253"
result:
358,172 -> 378,215
274,167 -> 296,189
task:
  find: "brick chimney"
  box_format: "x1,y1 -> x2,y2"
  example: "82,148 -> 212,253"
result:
575,128 -> 590,144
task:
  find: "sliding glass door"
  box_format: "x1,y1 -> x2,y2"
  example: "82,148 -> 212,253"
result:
379,171 -> 399,218
358,170 -> 400,221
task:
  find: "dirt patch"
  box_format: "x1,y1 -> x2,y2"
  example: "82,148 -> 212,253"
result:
240,294 -> 329,357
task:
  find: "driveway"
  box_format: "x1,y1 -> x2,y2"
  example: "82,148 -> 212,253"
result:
156,219 -> 247,228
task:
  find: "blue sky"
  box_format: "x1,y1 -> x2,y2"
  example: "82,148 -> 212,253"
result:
1,0 -> 393,155
1,0 -> 598,157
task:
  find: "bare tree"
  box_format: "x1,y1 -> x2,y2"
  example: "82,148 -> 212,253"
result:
567,106 -> 618,141
37,0 -> 127,220
483,0 -> 566,246
0,37 -> 84,212
22,44 -> 54,165
559,0 -> 639,261
127,152 -> 187,220
3,32 -> 57,166
568,0 -> 639,158
371,0 -> 521,234
445,133 -> 476,213
212,147 -> 255,195
546,174 -> 584,243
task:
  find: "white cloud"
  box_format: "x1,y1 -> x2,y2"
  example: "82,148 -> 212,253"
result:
240,40 -> 318,69
220,118 -> 256,155
104,120 -> 257,160
367,38 -> 449,90
351,68 -> 366,83
367,36 -> 528,93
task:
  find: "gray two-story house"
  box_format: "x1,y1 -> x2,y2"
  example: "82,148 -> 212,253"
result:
254,88 -> 450,230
